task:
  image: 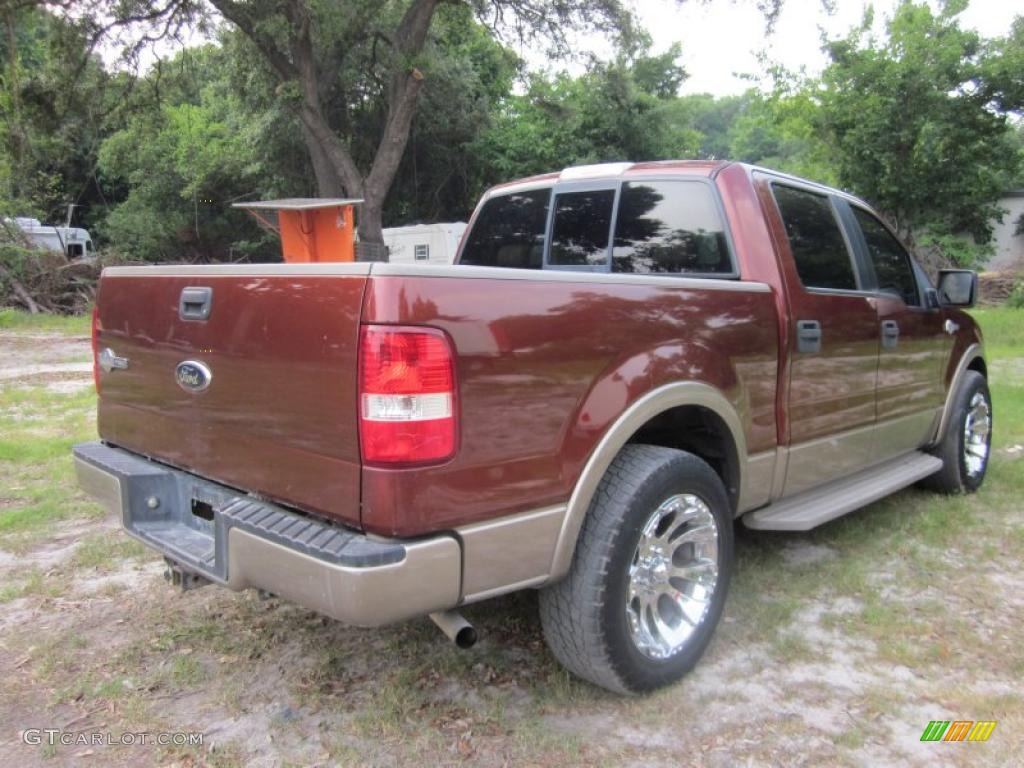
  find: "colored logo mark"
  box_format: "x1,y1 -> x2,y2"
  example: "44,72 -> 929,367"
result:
920,720 -> 996,742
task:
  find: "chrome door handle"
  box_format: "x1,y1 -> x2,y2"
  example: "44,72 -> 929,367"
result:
944,319 -> 959,335
881,320 -> 899,349
796,320 -> 821,354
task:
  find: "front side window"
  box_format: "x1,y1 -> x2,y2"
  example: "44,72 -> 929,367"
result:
772,184 -> 857,291
852,207 -> 920,306
549,189 -> 616,267
459,188 -> 550,269
613,181 -> 731,274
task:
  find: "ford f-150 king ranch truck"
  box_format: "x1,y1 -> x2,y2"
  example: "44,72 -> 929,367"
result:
73,161 -> 991,694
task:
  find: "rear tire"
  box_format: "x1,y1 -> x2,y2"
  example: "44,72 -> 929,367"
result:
922,370 -> 992,494
539,444 -> 733,694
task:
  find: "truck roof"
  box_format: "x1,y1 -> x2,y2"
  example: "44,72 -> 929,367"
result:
485,160 -> 873,213
486,160 -> 731,197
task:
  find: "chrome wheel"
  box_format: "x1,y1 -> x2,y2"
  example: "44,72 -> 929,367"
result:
626,493 -> 720,660
963,391 -> 991,478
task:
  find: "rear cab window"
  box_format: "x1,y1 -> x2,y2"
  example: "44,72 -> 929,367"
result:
613,181 -> 731,274
459,179 -> 736,277
459,188 -> 550,269
548,189 -> 616,268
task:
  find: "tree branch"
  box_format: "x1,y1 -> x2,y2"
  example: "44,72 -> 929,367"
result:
365,0 -> 442,203
208,0 -> 363,196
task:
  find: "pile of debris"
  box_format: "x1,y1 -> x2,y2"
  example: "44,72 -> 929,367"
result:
0,249 -> 110,314
978,270 -> 1020,305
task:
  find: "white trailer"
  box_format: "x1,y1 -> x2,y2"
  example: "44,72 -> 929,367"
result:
382,222 -> 467,264
14,217 -> 94,258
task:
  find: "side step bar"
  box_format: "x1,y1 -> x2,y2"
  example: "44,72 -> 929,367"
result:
742,452 -> 943,531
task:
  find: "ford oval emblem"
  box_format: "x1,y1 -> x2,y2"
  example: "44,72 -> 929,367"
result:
175,360 -> 212,392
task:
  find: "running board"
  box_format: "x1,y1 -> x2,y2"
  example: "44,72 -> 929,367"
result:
742,452 -> 943,531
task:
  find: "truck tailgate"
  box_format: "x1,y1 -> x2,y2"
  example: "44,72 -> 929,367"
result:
94,265 -> 369,529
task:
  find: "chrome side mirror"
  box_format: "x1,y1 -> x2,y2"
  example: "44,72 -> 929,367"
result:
937,270 -> 977,308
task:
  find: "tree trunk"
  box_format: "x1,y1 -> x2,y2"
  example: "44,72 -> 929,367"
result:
4,7 -> 25,199
356,196 -> 388,260
211,0 -> 443,258
302,124 -> 347,198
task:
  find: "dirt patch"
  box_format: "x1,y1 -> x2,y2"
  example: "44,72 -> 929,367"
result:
780,541 -> 839,568
0,332 -> 91,385
0,363 -> 93,384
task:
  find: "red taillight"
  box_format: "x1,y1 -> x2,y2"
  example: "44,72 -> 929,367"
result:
358,325 -> 457,466
91,304 -> 100,394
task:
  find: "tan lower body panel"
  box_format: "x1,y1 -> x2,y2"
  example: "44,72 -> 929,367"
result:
873,408 -> 941,462
457,505 -> 566,603
226,528 -> 461,627
738,450 -> 777,513
783,408 -> 940,497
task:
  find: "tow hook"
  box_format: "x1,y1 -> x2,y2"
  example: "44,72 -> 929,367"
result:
429,610 -> 478,649
163,558 -> 211,591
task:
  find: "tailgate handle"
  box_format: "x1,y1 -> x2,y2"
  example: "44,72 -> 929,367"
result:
179,287 -> 213,321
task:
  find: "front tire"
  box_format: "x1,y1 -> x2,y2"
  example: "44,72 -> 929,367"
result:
923,370 -> 992,494
539,444 -> 733,694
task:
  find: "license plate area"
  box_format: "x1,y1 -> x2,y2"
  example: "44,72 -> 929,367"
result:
122,470 -> 240,583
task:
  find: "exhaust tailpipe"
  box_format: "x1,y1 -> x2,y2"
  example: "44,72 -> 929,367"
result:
429,610 -> 477,649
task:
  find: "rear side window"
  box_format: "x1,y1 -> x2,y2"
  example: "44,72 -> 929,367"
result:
772,185 -> 857,291
549,189 -> 616,267
459,189 -> 550,268
613,181 -> 731,274
851,207 -> 920,306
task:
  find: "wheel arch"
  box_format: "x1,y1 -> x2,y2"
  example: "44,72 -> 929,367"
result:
932,343 -> 986,447
548,381 -> 748,582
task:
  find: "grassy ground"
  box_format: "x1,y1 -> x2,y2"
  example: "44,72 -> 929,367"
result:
0,309 -> 91,334
0,307 -> 1021,767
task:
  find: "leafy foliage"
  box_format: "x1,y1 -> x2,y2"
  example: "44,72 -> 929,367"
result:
475,42 -> 690,179
1,0 -> 1022,277
97,46 -> 274,261
0,4 -> 123,230
816,0 -> 1024,265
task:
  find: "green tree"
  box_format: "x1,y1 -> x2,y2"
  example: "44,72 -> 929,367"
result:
668,92 -> 749,161
818,0 -> 1024,265
727,85 -> 838,185
97,46 -> 273,261
0,3 -> 119,228
477,41 -> 690,179
183,0 -> 632,250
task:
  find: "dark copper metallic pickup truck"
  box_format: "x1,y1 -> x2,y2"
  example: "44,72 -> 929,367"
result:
74,161 -> 991,694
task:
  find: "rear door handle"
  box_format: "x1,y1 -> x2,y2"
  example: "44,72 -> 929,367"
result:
796,320 -> 821,354
179,286 -> 213,321
881,320 -> 899,349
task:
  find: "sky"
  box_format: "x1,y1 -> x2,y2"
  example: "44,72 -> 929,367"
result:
521,0 -> 1021,95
